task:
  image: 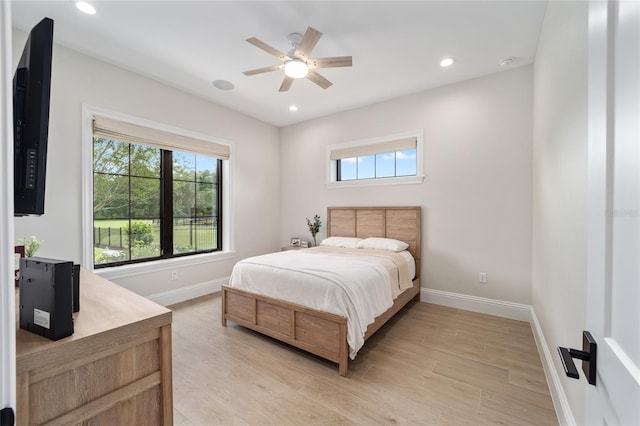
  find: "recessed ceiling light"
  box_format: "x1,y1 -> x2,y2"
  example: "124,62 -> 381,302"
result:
440,57 -> 455,67
289,105 -> 298,112
212,80 -> 235,91
75,1 -> 96,15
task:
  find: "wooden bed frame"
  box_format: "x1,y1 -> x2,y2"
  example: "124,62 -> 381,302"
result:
221,206 -> 421,376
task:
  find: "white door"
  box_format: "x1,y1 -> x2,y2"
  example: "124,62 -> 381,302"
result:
586,1 -> 640,425
0,0 -> 17,422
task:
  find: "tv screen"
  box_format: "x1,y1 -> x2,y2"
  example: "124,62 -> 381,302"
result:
13,17 -> 54,216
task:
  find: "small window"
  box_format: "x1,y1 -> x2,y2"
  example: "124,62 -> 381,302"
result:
338,148 -> 418,181
328,131 -> 424,187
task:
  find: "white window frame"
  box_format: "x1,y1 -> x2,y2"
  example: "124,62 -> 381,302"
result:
81,105 -> 235,279
326,129 -> 425,188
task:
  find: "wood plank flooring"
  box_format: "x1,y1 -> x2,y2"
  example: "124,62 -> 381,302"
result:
169,294 -> 558,425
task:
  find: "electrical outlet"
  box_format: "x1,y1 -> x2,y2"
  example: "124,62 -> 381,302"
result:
171,271 -> 178,280
479,272 -> 487,283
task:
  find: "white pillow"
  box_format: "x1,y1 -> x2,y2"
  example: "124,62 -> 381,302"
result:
320,236 -> 363,249
357,237 -> 409,252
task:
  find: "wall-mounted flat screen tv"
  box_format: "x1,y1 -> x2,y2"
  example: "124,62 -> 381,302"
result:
13,17 -> 54,216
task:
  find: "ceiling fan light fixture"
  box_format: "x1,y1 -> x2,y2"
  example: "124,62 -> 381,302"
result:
284,59 -> 309,79
244,26 -> 351,91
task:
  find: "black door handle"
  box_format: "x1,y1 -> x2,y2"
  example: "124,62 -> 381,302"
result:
558,330 -> 597,385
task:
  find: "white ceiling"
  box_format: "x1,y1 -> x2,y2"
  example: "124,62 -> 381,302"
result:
10,1 -> 548,127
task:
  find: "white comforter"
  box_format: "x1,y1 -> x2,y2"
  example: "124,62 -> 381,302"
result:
228,247 -> 414,359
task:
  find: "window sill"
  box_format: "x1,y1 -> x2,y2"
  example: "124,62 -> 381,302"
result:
94,250 -> 236,281
326,175 -> 425,189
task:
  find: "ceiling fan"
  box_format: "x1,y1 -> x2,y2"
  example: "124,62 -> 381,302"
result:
243,26 -> 352,92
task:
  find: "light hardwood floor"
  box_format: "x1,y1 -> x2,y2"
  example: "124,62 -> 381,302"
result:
169,294 -> 558,425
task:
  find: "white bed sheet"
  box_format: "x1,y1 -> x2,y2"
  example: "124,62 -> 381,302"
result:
398,250 -> 415,284
228,247 -> 415,359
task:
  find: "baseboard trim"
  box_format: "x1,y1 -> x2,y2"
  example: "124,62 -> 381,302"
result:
530,308 -> 576,426
420,288 -> 532,322
147,277 -> 227,307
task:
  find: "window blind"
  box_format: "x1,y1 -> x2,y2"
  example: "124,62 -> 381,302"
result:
93,115 -> 230,160
329,137 -> 416,160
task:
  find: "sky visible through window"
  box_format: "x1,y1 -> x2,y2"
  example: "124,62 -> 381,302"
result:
340,149 -> 417,180
172,152 -> 217,181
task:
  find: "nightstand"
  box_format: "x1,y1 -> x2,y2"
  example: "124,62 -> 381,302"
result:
281,246 -> 307,251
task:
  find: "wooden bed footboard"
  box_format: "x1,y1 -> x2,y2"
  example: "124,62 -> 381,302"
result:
222,285 -> 349,375
221,278 -> 420,377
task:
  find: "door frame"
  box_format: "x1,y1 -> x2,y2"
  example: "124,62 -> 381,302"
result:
0,0 -> 17,415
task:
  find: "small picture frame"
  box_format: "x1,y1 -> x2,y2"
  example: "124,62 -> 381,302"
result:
300,241 -> 309,248
14,245 -> 25,287
290,237 -> 301,247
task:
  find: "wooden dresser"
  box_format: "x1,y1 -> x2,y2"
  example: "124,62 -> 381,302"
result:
16,269 -> 173,425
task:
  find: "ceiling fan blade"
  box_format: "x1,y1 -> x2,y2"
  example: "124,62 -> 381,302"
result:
294,27 -> 322,61
279,76 -> 294,92
246,37 -> 290,62
308,56 -> 353,69
306,70 -> 333,90
243,65 -> 284,76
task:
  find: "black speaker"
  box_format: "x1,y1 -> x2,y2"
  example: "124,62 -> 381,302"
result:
19,257 -> 74,341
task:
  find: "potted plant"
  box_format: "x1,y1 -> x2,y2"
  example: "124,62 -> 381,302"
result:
306,215 -> 321,246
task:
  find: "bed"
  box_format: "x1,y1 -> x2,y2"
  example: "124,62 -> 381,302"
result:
221,206 -> 421,376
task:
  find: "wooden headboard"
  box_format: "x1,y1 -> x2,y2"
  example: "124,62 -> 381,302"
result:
327,206 -> 422,278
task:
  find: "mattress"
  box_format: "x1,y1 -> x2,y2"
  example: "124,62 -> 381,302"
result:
228,246 -> 415,358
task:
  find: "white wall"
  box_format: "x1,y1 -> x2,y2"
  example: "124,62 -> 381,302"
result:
532,2 -> 588,424
12,30 -> 281,300
280,66 -> 533,305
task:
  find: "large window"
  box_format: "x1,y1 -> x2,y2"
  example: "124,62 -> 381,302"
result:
90,113 -> 228,268
327,131 -> 424,187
